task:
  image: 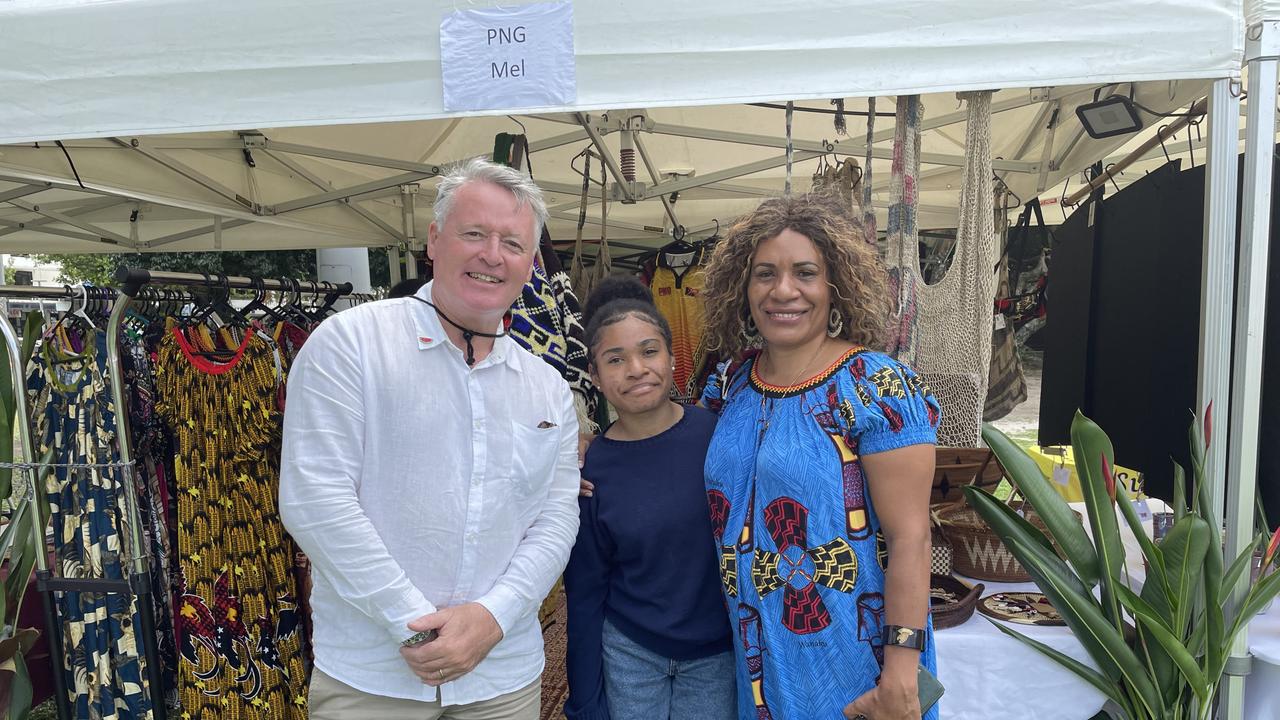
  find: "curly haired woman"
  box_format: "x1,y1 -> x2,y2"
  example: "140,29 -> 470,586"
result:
700,192 -> 942,720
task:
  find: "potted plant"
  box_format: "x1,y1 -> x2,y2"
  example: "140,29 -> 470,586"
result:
965,409 -> 1280,720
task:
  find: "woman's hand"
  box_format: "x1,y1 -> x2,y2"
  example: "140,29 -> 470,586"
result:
842,668 -> 920,720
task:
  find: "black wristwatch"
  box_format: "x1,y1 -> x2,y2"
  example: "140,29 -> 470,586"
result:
882,624 -> 926,651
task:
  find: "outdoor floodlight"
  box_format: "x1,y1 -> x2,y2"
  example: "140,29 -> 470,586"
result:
1076,95 -> 1144,139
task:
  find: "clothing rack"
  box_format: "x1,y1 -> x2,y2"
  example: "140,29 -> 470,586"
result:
0,272 -> 352,720
113,267 -> 353,298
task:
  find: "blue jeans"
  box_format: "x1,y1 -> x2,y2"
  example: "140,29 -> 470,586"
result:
601,619 -> 736,720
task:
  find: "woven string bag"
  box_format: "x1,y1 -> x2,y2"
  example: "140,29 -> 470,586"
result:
883,92 -> 1000,447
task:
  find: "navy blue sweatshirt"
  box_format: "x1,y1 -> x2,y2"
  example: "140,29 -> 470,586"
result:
563,406 -> 732,720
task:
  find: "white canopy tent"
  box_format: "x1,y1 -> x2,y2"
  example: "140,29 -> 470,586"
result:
0,0 -> 1272,717
0,0 -> 1241,142
0,0 -> 1243,258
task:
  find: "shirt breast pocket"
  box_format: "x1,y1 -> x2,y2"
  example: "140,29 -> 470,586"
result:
508,422 -> 560,497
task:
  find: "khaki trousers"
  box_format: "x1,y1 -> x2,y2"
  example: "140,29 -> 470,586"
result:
309,669 -> 541,720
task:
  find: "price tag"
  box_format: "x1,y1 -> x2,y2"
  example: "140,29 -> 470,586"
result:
1051,465 -> 1071,487
993,313 -> 1007,331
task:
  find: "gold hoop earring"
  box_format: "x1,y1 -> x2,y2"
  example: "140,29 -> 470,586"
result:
827,307 -> 844,338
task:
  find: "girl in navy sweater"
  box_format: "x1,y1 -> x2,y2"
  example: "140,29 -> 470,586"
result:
563,277 -> 735,720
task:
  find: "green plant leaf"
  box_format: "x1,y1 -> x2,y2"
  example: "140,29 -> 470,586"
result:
1184,616 -> 1208,660
1173,461 -> 1187,521
1129,609 -> 1210,704
1197,479 -> 1226,685
1120,582 -> 1183,709
1004,535 -> 1162,715
987,617 -> 1136,713
1222,540 -> 1260,598
1116,585 -> 1175,636
3,503 -> 37,625
19,312 -> 40,370
8,651 -> 31,720
1160,515 -> 1212,636
983,423 -> 1100,586
0,503 -> 28,572
1071,411 -> 1127,627
1227,563 -> 1280,645
1188,410 -> 1205,481
964,488 -> 1091,599
1116,490 -> 1168,604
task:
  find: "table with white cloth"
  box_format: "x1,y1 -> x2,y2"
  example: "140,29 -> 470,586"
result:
935,576 -> 1108,719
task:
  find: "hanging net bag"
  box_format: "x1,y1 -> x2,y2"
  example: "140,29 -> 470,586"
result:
882,91 -> 999,447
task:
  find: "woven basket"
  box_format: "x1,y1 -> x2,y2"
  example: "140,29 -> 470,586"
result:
932,447 -> 1005,506
930,574 -> 984,630
937,503 -> 1080,582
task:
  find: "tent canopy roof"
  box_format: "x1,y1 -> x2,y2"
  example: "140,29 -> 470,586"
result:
0,0 -> 1243,256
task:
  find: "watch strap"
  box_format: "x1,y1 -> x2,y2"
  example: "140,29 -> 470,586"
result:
882,624 -> 926,651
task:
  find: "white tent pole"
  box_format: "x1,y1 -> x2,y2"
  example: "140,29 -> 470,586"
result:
402,184 -> 420,280
388,245 -> 402,286
1199,79 -> 1239,528
1221,19 -> 1280,720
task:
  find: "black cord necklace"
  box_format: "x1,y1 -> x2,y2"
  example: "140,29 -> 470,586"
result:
410,296 -> 505,366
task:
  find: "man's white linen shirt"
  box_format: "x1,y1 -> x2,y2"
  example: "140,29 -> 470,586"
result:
279,282 -> 580,705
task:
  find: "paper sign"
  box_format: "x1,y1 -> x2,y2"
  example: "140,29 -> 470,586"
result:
1051,465 -> 1071,487
441,1 -> 576,112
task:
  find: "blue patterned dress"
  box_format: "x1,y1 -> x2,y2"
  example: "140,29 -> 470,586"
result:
704,347 -> 941,720
30,331 -> 151,720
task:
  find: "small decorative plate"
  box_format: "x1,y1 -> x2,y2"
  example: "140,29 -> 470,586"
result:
977,591 -> 1065,626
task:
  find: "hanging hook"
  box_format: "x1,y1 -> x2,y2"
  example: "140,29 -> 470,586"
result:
1185,116 -> 1203,168
1157,125 -> 1174,165
1103,163 -> 1122,193
1059,174 -> 1072,222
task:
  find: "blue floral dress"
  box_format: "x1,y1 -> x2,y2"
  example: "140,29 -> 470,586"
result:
704,347 -> 942,720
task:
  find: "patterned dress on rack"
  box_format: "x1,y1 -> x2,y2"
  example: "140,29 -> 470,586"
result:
650,247 -> 711,404
29,330 -> 152,720
153,328 -> 307,719
704,348 -> 941,720
120,330 -> 181,707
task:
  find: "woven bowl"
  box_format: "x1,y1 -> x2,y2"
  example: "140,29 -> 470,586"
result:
930,574 -> 984,630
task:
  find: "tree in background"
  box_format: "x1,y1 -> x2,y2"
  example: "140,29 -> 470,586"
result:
35,248 -> 391,288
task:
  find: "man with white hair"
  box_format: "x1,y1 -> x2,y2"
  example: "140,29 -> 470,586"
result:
280,157 -> 579,719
